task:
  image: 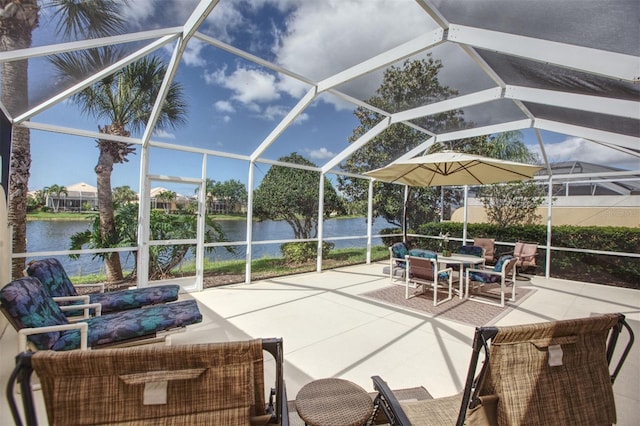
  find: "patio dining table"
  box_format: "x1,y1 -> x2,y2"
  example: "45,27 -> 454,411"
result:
436,253 -> 485,298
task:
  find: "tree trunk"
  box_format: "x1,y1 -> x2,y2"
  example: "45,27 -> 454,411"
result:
95,141 -> 123,282
1,2 -> 38,278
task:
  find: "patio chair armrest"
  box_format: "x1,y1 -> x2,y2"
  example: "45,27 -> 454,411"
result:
371,375 -> 411,426
58,302 -> 102,319
466,267 -> 501,277
18,322 -> 89,352
53,295 -> 90,304
73,282 -> 106,293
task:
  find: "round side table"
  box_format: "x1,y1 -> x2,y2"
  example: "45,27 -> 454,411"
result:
295,378 -> 374,426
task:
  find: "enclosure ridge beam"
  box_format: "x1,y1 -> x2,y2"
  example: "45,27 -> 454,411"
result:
447,24 -> 639,82
535,119 -> 640,150
504,85 -> 639,119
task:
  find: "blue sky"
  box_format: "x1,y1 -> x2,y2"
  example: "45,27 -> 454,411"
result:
24,0 -> 638,195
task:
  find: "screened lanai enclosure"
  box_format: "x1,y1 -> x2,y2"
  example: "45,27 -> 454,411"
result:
0,0 -> 638,292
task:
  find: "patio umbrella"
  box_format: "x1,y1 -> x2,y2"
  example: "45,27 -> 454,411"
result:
364,151 -> 543,243
364,151 -> 543,186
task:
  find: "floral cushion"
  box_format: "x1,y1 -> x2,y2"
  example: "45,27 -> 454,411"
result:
27,258 -> 180,313
87,286 -> 180,313
26,258 -> 78,297
391,242 -> 409,267
52,299 -> 203,351
408,249 -> 437,259
457,245 -> 484,257
0,277 -> 70,350
0,277 -> 203,351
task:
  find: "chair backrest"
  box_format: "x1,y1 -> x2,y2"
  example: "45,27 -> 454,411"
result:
391,242 -> 408,259
456,245 -> 484,258
514,242 -> 537,266
407,256 -> 436,281
473,238 -> 495,262
465,314 -> 631,426
0,277 -> 70,350
9,338 -> 287,426
25,258 -> 78,298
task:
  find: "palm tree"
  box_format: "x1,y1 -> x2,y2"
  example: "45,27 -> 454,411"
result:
43,184 -> 68,213
51,52 -> 187,282
155,190 -> 177,214
112,185 -> 138,207
1,0 -> 126,278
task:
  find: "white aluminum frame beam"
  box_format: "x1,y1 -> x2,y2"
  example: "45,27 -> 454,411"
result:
535,119 -> 640,151
0,27 -> 182,62
447,24 -> 640,82
504,86 -> 639,119
389,87 -> 503,124
14,35 -> 178,123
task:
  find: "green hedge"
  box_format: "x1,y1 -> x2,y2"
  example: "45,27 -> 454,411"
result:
381,224 -> 639,289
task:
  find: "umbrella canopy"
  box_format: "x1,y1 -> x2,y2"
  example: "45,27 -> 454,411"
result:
365,151 -> 543,187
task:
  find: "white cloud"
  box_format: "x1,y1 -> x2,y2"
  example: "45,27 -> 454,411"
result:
215,100 -> 236,113
205,65 -> 281,105
223,115 -> 232,123
153,129 -> 175,139
533,137 -> 640,170
308,147 -> 336,160
121,0 -> 156,25
272,0 -> 432,105
181,39 -> 206,67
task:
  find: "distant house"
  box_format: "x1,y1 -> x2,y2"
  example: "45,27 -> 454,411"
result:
149,187 -> 194,212
45,182 -> 98,212
452,162 -> 640,227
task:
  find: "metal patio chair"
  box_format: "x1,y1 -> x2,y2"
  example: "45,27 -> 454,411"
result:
0,277 -> 202,353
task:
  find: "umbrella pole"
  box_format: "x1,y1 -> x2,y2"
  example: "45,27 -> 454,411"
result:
403,186 -> 409,244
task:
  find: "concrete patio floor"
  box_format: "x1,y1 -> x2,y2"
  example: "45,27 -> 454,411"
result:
2,261 -> 639,425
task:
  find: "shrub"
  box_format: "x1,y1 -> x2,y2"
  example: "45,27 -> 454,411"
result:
281,241 -> 335,264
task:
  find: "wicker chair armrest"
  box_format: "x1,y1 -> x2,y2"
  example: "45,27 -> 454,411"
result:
18,322 -> 89,352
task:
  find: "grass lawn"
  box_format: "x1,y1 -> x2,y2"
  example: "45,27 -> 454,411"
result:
72,245 -> 389,289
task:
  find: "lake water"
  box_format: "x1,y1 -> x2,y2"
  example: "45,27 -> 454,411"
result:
26,218 -> 392,275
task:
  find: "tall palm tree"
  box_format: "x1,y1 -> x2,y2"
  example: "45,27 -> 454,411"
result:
0,0 -> 126,278
52,51 -> 187,282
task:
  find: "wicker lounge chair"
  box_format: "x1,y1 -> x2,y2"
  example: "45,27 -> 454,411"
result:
25,258 -> 180,315
7,338 -> 288,425
371,313 -> 635,426
0,277 -> 202,352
